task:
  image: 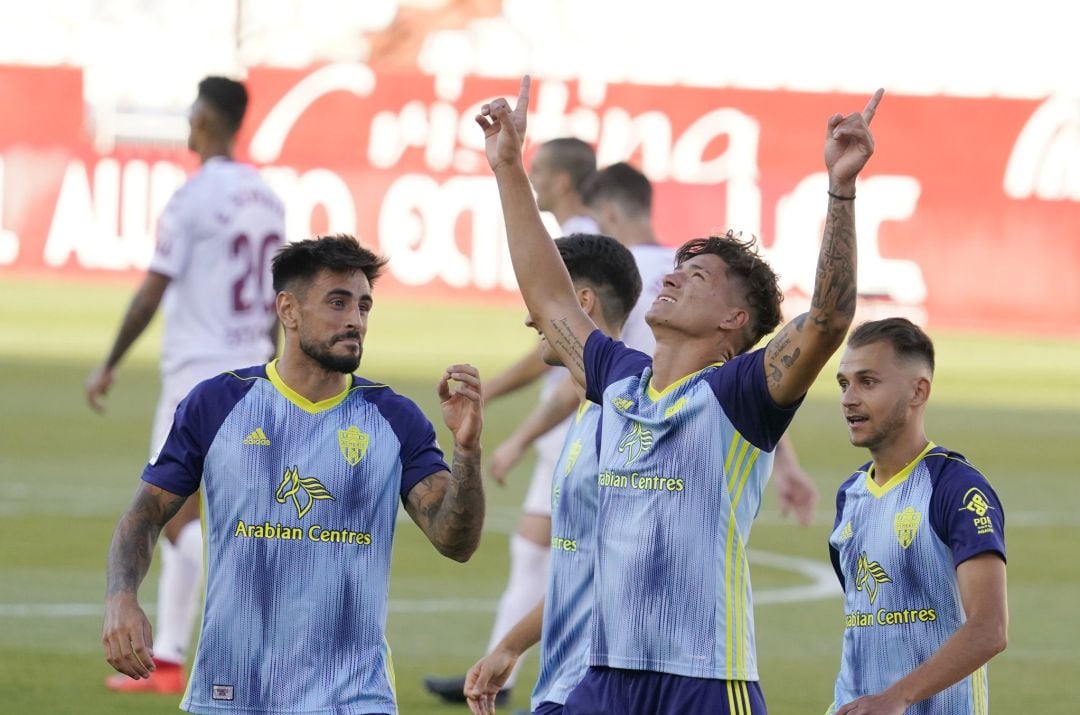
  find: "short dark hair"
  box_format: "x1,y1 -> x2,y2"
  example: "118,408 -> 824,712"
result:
197,76 -> 248,134
272,234 -> 388,294
542,138 -> 597,197
675,231 -> 783,354
555,234 -> 642,329
848,318 -> 935,374
583,162 -> 652,218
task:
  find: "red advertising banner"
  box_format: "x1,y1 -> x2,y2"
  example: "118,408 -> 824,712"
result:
2,64 -> 1078,334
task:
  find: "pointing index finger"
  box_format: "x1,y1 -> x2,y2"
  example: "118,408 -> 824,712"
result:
515,75 -> 531,112
862,88 -> 884,125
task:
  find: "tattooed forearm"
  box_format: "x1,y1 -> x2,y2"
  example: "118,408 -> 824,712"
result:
808,197 -> 858,335
548,316 -> 586,373
408,449 -> 485,562
106,485 -> 186,597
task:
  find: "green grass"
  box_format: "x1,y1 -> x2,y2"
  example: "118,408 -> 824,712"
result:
1,274 -> 1078,714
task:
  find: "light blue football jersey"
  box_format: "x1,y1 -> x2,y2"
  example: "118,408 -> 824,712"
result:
827,444 -> 1006,715
532,401 -> 602,710
583,331 -> 800,681
143,362 -> 449,715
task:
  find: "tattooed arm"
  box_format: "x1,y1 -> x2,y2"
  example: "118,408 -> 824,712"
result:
405,364 -> 486,562
474,77 -> 596,387
765,89 -> 884,406
102,482 -> 187,679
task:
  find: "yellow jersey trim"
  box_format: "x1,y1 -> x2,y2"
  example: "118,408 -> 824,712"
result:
575,400 -> 591,424
865,441 -> 936,498
723,433 -> 760,680
645,361 -> 723,401
266,360 -> 352,414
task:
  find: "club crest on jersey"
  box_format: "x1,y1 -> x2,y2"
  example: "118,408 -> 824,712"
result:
855,553 -> 892,605
893,506 -> 922,549
617,421 -> 653,465
275,465 -> 335,519
338,426 -> 370,466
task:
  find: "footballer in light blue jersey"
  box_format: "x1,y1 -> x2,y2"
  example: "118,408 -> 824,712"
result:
828,319 -> 1007,715
144,362 -> 445,714
477,77 -> 882,714
828,446 -> 1005,715
532,401 -> 602,712
103,235 -> 486,715
583,333 -> 796,681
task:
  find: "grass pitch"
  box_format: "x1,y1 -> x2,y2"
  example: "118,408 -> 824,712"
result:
1,274 -> 1077,714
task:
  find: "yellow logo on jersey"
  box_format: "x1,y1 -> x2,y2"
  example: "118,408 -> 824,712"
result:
617,421 -> 653,465
894,506 -> 922,549
338,426 -> 370,466
959,487 -> 996,534
664,397 -> 689,419
855,553 -> 892,605
564,439 -> 583,475
838,521 -> 854,542
243,427 -> 271,446
275,465 -> 335,519
959,488 -> 993,517
612,397 -> 634,412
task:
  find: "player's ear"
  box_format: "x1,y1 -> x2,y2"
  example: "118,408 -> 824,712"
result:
576,285 -> 596,315
911,375 -> 931,407
276,291 -> 299,330
717,306 -> 749,333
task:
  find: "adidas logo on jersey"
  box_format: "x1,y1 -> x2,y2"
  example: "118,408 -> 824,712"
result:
243,428 -> 271,446
838,521 -> 854,541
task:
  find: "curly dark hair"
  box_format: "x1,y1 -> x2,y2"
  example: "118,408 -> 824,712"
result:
272,234 -> 388,294
848,318 -> 935,374
555,234 -> 642,328
674,230 -> 783,353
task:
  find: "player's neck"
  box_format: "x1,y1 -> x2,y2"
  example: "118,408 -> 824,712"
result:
649,336 -> 730,393
553,196 -> 590,226
869,430 -> 930,486
616,222 -> 659,247
198,142 -> 233,165
275,352 -> 351,403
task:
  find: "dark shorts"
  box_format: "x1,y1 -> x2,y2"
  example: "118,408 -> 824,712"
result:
534,701 -> 566,715
563,666 -> 767,715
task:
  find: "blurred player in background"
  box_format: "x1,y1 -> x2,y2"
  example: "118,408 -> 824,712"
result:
102,234 -> 486,714
476,76 -> 879,714
425,136 -> 599,706
463,233 -> 641,715
86,76 -> 285,694
829,318 -> 1007,715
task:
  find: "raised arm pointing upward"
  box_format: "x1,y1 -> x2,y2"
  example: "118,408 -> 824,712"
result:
478,77 -> 882,400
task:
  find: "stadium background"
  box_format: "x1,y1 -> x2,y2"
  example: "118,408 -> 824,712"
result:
1,1 -> 1078,713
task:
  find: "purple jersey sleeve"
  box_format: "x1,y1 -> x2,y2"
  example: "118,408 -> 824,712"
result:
365,384 -> 450,500
928,450 -> 1007,566
703,348 -> 803,451
583,329 -> 652,404
142,368 -> 259,496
